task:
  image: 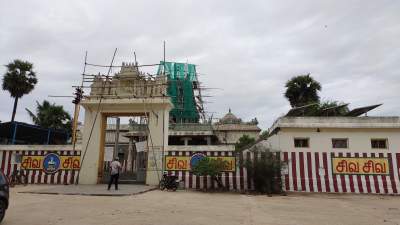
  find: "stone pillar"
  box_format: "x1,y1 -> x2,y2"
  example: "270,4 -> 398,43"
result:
205,136 -> 212,145
181,137 -> 192,146
145,109 -> 169,185
126,137 -> 134,172
79,109 -> 103,184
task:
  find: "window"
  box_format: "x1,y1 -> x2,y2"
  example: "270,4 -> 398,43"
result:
332,138 -> 348,148
294,138 -> 309,148
371,139 -> 387,149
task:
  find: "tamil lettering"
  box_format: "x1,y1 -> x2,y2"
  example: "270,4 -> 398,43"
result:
21,153 -> 81,172
165,154 -> 236,172
332,157 -> 389,175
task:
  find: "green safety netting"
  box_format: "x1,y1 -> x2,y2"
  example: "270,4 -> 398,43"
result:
158,61 -> 199,123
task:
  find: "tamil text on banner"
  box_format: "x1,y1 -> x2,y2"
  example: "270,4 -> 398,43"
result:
165,153 -> 235,172
332,157 -> 389,175
21,153 -> 80,172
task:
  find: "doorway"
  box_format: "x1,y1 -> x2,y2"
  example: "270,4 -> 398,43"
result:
101,115 -> 148,184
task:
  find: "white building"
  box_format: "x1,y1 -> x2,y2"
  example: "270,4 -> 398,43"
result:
262,116 -> 400,195
267,116 -> 400,153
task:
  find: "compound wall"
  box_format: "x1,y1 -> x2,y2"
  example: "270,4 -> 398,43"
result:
0,145 -> 81,184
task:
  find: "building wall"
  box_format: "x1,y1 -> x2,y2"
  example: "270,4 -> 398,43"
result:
214,130 -> 260,145
0,145 -> 81,184
166,150 -> 250,191
267,127 -> 400,194
281,150 -> 400,194
268,128 -> 400,153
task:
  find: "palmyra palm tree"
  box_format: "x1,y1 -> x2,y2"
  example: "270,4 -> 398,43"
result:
2,59 -> 38,122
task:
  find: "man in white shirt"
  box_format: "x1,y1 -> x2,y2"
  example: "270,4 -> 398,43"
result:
107,157 -> 121,190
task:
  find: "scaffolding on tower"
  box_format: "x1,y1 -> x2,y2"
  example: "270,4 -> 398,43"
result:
157,61 -> 206,123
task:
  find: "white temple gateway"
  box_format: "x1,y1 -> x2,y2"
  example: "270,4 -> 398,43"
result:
76,62 -> 261,185
78,62 -> 171,185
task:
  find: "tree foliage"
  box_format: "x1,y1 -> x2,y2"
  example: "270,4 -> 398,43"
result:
259,130 -> 269,140
316,100 -> 350,116
293,100 -> 350,117
26,100 -> 72,133
235,135 -> 256,153
192,157 -> 228,189
284,74 -> 321,108
2,59 -> 38,122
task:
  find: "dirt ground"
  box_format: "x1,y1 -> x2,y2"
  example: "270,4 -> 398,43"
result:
3,185 -> 400,225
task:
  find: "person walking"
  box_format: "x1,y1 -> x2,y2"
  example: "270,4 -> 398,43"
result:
108,157 -> 121,190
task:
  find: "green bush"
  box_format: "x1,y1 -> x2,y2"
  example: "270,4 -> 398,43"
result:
245,151 -> 282,194
192,157 -> 228,190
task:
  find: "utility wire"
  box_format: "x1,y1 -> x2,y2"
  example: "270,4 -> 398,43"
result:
76,48 -> 118,185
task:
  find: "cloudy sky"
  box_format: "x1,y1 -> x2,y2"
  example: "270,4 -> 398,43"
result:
0,0 -> 399,130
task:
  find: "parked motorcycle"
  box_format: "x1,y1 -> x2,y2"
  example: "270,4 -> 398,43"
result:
159,173 -> 179,191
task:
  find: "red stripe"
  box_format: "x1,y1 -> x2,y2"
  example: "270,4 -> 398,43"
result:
239,153 -> 244,191
314,152 -> 322,192
387,153 -> 397,193
363,153 -> 372,193
379,153 -> 388,193
252,152 -> 258,190
1,151 -> 6,171
37,151 -> 43,184
189,151 -> 193,189
354,153 -> 364,193
322,153 -> 330,192
12,155 -> 17,180
299,152 -> 305,191
370,153 -> 380,193
50,172 -> 55,184
291,152 -> 298,191
330,153 -> 338,192
210,152 -> 215,189
70,168 -> 75,185
181,170 -> 186,189
224,152 -> 230,190
283,152 -> 289,191
306,152 -> 314,192
203,152 -> 208,189
338,153 -> 347,193
346,153 -> 355,193
63,151 -> 70,184
195,174 -> 200,189
31,151 -> 38,184
246,152 -> 251,190
25,151 -> 32,184
397,153 -> 400,188
232,159 -> 238,190
6,151 -> 12,177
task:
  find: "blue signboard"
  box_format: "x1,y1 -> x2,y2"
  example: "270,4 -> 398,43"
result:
43,153 -> 61,174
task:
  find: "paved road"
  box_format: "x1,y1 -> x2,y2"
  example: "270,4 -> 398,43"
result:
3,185 -> 400,225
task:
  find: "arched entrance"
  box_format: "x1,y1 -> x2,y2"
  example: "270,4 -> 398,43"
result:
78,63 -> 171,185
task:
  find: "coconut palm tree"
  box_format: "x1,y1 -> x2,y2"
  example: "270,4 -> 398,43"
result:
284,74 -> 321,108
2,60 -> 38,122
26,100 -> 72,133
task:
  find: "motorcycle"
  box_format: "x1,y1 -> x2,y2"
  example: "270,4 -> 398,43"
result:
159,173 -> 179,191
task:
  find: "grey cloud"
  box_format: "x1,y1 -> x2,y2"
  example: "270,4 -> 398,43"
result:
0,0 -> 399,129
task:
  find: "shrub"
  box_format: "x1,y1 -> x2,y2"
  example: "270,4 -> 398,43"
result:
192,157 -> 228,190
245,150 -> 282,194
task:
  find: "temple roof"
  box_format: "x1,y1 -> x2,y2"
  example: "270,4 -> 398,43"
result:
219,109 -> 242,124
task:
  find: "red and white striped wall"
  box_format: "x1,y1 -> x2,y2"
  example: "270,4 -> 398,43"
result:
282,151 -> 400,194
166,151 -> 251,191
167,150 -> 400,194
0,150 -> 81,185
